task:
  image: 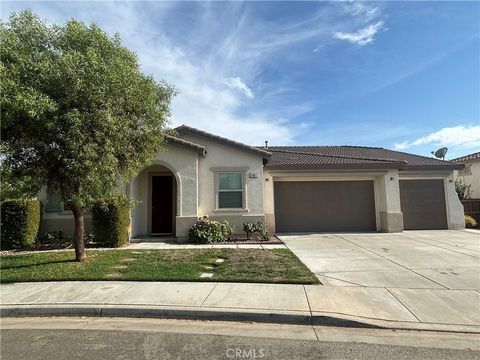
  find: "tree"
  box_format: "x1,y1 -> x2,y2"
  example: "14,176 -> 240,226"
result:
455,178 -> 472,200
1,11 -> 176,261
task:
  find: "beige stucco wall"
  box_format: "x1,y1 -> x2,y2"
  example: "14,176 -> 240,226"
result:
399,171 -> 465,229
375,170 -> 404,232
455,160 -> 480,199
129,135 -> 266,240
178,133 -> 266,233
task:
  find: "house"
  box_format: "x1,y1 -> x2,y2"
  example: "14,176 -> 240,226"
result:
452,151 -> 480,198
39,125 -> 465,240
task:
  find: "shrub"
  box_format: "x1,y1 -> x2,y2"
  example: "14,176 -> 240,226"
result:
243,221 -> 271,240
189,216 -> 234,244
0,199 -> 42,250
243,222 -> 260,240
91,199 -> 130,248
465,215 -> 478,228
38,231 -> 71,245
261,229 -> 272,242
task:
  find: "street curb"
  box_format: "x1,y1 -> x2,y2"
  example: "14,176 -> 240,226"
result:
2,305 -> 479,333
1,305 -> 315,326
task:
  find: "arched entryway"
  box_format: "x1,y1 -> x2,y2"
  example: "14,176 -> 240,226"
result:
130,163 -> 178,237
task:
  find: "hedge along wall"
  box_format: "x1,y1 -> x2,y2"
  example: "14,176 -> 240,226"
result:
91,200 -> 130,248
1,199 -> 42,249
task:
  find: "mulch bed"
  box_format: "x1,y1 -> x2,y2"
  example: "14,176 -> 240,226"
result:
215,234 -> 283,245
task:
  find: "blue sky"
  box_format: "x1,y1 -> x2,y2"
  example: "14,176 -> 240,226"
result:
2,1 -> 479,159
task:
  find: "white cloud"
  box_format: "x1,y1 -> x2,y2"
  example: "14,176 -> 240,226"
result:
334,21 -> 384,46
394,125 -> 480,150
342,1 -> 380,22
225,77 -> 254,98
1,1 -> 387,145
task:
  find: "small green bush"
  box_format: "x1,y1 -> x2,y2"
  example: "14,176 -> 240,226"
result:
465,215 -> 478,228
243,221 -> 271,241
0,199 -> 42,250
91,199 -> 130,248
189,216 -> 235,244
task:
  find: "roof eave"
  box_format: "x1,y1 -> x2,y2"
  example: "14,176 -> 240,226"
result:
176,125 -> 272,159
264,162 -> 407,171
165,135 -> 206,157
402,164 -> 464,171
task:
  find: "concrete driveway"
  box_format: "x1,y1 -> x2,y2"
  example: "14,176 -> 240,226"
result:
280,230 -> 480,290
280,230 -> 480,328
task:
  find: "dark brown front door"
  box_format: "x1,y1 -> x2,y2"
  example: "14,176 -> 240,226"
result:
400,179 -> 448,230
151,175 -> 173,234
274,180 -> 376,233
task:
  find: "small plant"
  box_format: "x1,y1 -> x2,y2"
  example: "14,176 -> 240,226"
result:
189,216 -> 235,244
243,221 -> 270,241
261,229 -> 272,242
85,232 -> 95,243
465,215 -> 478,228
243,222 -> 258,240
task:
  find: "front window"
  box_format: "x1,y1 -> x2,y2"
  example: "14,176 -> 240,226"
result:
45,192 -> 68,212
459,164 -> 472,176
217,172 -> 243,209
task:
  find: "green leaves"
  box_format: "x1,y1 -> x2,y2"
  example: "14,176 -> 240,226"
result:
1,10 -> 176,207
0,199 -> 42,249
189,217 -> 236,244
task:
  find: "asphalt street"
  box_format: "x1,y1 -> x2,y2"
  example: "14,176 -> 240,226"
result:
2,327 -> 479,360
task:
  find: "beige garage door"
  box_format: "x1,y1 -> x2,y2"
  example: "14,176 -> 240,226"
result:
274,181 -> 376,233
400,179 -> 448,230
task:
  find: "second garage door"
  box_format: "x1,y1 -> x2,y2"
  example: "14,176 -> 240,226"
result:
274,180 -> 376,233
400,179 -> 448,230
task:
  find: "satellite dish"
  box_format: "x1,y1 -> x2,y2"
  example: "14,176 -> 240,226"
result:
431,147 -> 448,160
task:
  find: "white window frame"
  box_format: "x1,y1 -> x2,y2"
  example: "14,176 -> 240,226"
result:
214,170 -> 247,211
461,164 -> 472,176
45,191 -> 71,214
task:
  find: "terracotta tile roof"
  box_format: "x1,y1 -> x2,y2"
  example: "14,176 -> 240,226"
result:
165,135 -> 206,156
451,151 -> 480,163
260,146 -> 463,171
176,125 -> 272,159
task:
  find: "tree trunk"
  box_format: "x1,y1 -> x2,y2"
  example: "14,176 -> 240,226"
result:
70,203 -> 87,262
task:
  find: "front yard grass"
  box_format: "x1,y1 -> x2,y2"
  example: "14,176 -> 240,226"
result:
0,249 -> 319,284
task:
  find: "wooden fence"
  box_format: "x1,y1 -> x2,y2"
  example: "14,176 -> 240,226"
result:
461,199 -> 480,223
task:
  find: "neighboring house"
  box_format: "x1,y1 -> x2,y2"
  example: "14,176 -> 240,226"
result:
39,125 -> 465,240
452,151 -> 480,198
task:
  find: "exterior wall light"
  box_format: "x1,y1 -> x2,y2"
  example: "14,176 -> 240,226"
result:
390,177 -> 395,181
265,178 -> 270,182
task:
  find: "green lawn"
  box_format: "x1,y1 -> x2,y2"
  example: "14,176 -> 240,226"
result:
0,249 -> 319,284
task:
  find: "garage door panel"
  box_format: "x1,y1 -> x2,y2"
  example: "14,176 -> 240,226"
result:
400,180 -> 448,230
274,181 -> 376,233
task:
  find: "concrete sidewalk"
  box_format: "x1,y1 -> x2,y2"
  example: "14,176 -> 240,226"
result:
1,281 -> 479,333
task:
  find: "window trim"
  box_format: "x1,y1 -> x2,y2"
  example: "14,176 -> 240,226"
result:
213,168 -> 248,211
